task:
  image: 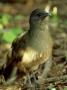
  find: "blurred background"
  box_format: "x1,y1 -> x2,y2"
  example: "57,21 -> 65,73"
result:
0,0 -> 67,90
0,0 -> 67,44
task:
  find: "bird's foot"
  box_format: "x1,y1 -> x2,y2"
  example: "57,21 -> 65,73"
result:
23,73 -> 40,90
23,74 -> 34,90
30,73 -> 40,90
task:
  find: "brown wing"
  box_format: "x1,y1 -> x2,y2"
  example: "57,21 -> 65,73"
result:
12,31 -> 28,52
10,31 -> 29,65
2,31 -> 29,80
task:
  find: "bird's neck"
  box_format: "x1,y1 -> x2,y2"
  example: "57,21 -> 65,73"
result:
29,22 -> 48,36
27,22 -> 52,52
30,22 -> 41,30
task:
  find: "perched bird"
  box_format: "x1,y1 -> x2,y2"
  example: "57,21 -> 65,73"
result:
3,9 -> 53,87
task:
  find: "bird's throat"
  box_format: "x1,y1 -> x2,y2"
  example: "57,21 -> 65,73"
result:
27,23 -> 52,53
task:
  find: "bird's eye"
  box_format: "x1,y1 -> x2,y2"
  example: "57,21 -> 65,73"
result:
37,13 -> 41,17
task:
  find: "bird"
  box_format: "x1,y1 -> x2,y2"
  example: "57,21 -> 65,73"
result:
2,9 -> 53,88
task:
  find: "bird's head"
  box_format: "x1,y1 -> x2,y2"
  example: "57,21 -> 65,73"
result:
29,9 -> 51,27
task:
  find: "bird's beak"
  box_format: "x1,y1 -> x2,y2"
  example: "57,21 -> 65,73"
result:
45,12 -> 51,16
41,12 -> 51,20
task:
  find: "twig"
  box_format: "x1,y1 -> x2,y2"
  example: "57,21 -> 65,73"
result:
45,74 -> 67,83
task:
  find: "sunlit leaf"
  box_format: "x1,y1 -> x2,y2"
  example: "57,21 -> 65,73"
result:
2,27 -> 23,43
2,31 -> 16,43
51,88 -> 56,90
0,24 -> 3,30
52,7 -> 57,15
10,27 -> 23,35
2,14 -> 11,25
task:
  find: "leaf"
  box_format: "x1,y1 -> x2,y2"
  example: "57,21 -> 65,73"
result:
0,24 -> 3,30
2,27 -> 24,43
51,7 -> 57,16
51,88 -> 56,90
2,31 -> 16,43
10,27 -> 23,35
2,14 -> 11,25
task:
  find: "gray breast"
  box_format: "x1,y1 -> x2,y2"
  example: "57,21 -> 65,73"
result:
27,25 -> 52,53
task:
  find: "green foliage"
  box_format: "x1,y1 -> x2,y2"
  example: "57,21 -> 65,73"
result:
2,27 -> 23,43
0,14 -> 12,26
0,13 -> 25,43
10,27 -> 22,35
2,14 -> 12,25
64,20 -> 67,25
51,7 -> 60,23
64,87 -> 67,90
51,88 -> 56,90
50,15 -> 60,23
0,24 -> 4,29
51,7 -> 57,16
2,30 -> 16,43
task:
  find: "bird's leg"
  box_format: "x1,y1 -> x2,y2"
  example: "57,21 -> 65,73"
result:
23,70 -> 38,90
25,72 -> 35,90
24,71 -> 38,90
39,57 -> 52,90
19,66 -> 33,89
31,71 -> 39,89
42,58 -> 52,79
